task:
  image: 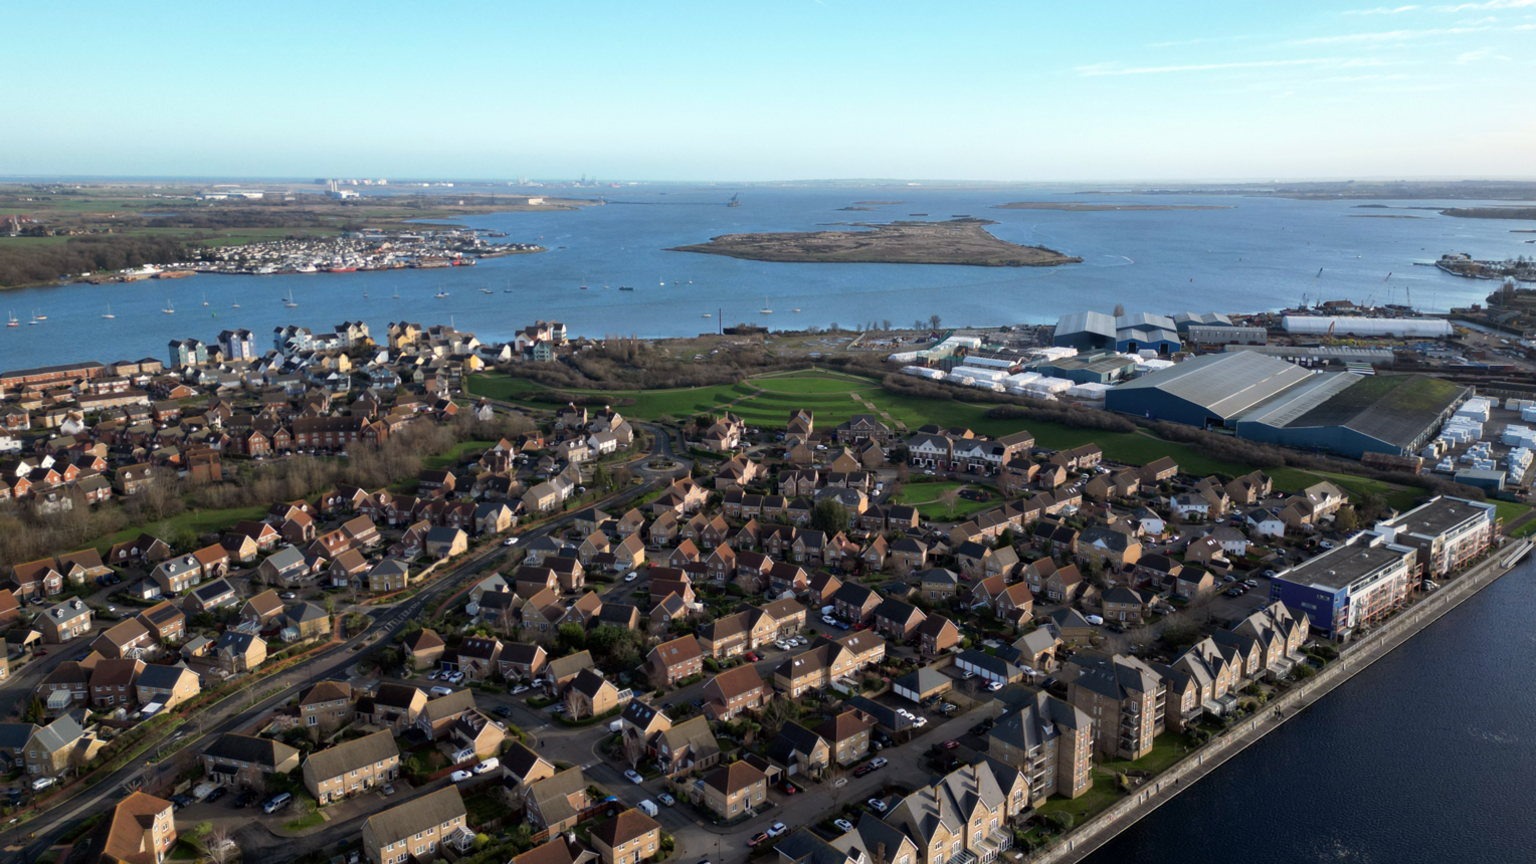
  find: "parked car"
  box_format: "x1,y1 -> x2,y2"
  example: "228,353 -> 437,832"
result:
867,798 -> 888,813
511,684 -> 530,695
233,791 -> 255,808
942,740 -> 960,750
493,705 -> 513,718
767,822 -> 789,838
625,769 -> 645,784
869,757 -> 887,769
744,651 -> 760,662
657,792 -> 676,807
503,537 -> 518,546
780,782 -> 798,795
1085,614 -> 1105,626
474,758 -> 500,774
203,787 -> 226,803
853,765 -> 876,778
834,819 -> 855,833
430,686 -> 454,697
987,681 -> 1004,692
748,833 -> 771,847
624,572 -> 638,582
449,770 -> 474,783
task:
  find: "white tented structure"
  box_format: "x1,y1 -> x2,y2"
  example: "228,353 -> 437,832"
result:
1004,371 -> 1042,389
963,355 -> 1017,370
1281,316 -> 1454,338
1028,346 -> 1078,362
1066,383 -> 1113,401
901,365 -> 946,380
950,366 -> 1010,383
1135,358 -> 1176,375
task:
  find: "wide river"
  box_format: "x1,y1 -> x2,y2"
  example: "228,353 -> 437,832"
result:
1,187 -> 1533,368
1086,560 -> 1536,864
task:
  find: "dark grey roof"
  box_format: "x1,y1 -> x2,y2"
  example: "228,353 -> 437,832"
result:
1111,352 -> 1313,422
766,721 -> 827,764
203,733 -> 299,768
136,663 -> 194,691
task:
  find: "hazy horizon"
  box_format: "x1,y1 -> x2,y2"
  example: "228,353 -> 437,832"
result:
7,1 -> 1533,180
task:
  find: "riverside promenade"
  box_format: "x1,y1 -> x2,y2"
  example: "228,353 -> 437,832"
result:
1033,538 -> 1531,864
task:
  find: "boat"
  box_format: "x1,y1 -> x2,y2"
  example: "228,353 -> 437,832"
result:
659,280 -> 665,286
760,297 -> 773,314
363,292 -> 369,299
328,266 -> 357,273
792,308 -> 802,313
162,300 -> 175,314
28,311 -> 40,326
5,311 -> 17,328
702,313 -> 712,318
393,290 -> 400,299
283,289 -> 298,308
102,303 -> 115,319
503,287 -> 514,293
480,288 -> 493,295
579,286 -> 588,291
618,286 -> 634,291
435,290 -> 450,299
201,293 -> 208,306
33,310 -> 46,321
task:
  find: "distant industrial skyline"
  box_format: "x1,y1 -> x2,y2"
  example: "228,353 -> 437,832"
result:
8,0 -> 1533,181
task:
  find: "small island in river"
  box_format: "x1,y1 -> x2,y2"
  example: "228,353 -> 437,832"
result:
668,217 -> 1081,267
993,201 -> 1232,211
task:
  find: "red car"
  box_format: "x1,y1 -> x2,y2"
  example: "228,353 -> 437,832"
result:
32,649 -> 47,657
780,782 -> 798,795
942,740 -> 960,750
748,833 -> 770,847
744,652 -> 761,662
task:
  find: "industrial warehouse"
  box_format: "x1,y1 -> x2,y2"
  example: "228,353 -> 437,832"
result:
1104,351 -> 1468,459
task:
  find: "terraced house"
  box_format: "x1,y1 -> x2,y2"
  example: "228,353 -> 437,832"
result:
302,729 -> 401,804
201,733 -> 301,787
363,786 -> 469,864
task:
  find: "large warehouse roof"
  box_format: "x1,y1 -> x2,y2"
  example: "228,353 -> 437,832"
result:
1268,374 -> 1466,449
1054,311 -> 1117,340
1110,352 -> 1314,422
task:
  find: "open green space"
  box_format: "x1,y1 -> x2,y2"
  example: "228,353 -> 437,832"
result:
424,439 -> 497,470
92,504 -> 270,555
890,480 -> 997,521
1097,733 -> 1191,778
1034,771 -> 1122,825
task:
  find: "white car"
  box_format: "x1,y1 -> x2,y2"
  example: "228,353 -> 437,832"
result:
427,671 -> 440,680
767,822 -> 789,838
473,758 -> 499,775
450,770 -> 473,783
430,686 -> 454,697
987,681 -> 1005,692
911,716 -> 928,728
834,818 -> 854,832
502,537 -> 518,546
511,685 -> 530,695
774,640 -> 791,651
1085,614 -> 1105,626
625,769 -> 645,784
624,572 -> 638,582
867,798 -> 888,813
869,757 -> 888,769
822,615 -> 838,626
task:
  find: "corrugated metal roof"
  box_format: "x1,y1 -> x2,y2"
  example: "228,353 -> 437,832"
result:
1112,352 -> 1313,420
1053,311 -> 1116,339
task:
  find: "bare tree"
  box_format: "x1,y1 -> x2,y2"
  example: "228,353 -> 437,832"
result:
563,687 -> 587,721
206,826 -> 237,864
882,319 -> 892,332
928,314 -> 942,330
622,732 -> 649,771
938,487 -> 962,520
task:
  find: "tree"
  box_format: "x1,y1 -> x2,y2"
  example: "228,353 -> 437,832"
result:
1334,505 -> 1359,533
882,319 -> 893,331
623,732 -> 650,770
563,687 -> 587,720
938,487 -> 962,519
557,622 -> 587,655
994,529 -> 1015,550
810,500 -> 850,535
1113,302 -> 1126,318
928,314 -> 942,330
206,827 -> 236,864
592,463 -> 613,492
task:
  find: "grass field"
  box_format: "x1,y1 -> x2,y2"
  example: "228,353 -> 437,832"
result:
91,505 -> 270,555
424,439 -> 497,470
890,480 -> 998,520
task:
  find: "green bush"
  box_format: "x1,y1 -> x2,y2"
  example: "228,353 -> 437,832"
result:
1295,663 -> 1317,680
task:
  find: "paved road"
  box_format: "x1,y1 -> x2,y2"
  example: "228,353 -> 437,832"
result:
0,421 -> 689,863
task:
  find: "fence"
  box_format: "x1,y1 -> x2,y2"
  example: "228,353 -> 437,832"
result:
1030,545 -> 1522,864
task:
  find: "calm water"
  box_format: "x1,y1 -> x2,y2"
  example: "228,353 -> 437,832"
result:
1087,561 -> 1536,864
1,187 -> 1533,368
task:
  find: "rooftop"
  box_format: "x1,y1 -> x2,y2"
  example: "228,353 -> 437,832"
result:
1277,539 -> 1410,590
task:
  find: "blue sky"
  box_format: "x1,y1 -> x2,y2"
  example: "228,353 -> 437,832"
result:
5,1 -> 1532,181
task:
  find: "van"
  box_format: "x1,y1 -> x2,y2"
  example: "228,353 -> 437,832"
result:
430,685 -> 454,697
637,799 -> 659,817
262,792 -> 293,814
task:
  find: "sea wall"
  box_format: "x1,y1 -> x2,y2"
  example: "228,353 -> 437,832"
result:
1032,540 -> 1528,864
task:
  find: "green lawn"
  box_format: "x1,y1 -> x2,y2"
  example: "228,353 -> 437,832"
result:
284,792 -> 326,831
1268,466 -> 1425,512
1098,733 -> 1192,777
92,504 -> 270,555
424,439 -> 497,470
1035,771 -> 1123,825
890,480 -> 999,521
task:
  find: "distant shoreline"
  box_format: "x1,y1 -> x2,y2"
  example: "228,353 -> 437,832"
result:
992,202 -> 1232,212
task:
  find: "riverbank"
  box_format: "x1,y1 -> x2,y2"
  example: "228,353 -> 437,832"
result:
1034,539 -> 1529,864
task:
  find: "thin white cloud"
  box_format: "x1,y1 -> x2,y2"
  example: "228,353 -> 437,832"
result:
1432,0 -> 1535,11
1456,46 -> 1510,59
1291,25 -> 1492,42
1345,5 -> 1420,13
1075,58 -> 1333,76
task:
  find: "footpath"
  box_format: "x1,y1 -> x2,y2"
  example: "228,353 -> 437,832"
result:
1034,540 -> 1528,864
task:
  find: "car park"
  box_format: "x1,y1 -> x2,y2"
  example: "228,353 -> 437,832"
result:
450,770 -> 473,783
625,769 -> 645,784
